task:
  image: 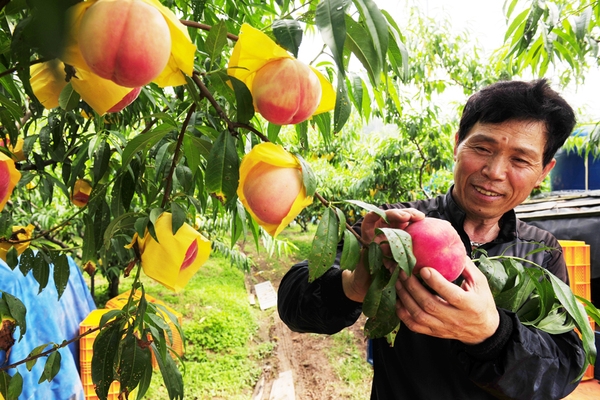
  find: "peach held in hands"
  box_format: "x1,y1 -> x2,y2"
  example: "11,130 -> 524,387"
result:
78,0 -> 171,88
404,218 -> 466,281
252,58 -> 322,125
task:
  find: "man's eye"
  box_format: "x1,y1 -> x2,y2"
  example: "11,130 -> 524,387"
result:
513,158 -> 529,165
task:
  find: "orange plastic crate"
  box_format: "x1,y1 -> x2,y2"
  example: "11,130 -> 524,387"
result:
105,290 -> 184,368
558,240 -> 594,381
79,309 -> 121,400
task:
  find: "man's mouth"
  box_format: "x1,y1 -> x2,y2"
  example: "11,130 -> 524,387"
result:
475,186 -> 501,197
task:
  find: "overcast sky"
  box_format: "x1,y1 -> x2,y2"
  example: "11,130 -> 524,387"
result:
380,0 -> 600,121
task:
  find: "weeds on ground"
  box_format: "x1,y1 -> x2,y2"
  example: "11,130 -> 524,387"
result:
326,329 -> 374,399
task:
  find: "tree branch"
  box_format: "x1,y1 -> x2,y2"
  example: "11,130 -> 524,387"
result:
0,324 -> 102,372
161,103 -> 196,208
180,20 -> 239,41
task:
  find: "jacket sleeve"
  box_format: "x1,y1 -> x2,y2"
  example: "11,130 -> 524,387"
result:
277,253 -> 363,335
457,308 -> 585,399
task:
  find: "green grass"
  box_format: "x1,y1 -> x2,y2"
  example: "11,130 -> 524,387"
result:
325,329 -> 374,399
138,255 -> 265,399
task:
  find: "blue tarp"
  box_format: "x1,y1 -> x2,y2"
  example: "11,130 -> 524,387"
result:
0,256 -> 96,400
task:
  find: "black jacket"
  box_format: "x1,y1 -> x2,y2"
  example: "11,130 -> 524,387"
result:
278,189 -> 586,399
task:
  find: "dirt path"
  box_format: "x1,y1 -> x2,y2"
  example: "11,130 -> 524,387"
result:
249,269 -> 370,400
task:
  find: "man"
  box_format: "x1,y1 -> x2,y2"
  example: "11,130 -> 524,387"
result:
277,79 -> 586,399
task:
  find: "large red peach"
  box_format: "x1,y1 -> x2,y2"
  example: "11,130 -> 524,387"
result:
243,162 -> 302,225
404,218 -> 466,281
252,58 -> 321,125
78,0 -> 171,88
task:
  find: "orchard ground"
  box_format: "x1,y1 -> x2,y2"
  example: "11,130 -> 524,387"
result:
90,223 -> 372,399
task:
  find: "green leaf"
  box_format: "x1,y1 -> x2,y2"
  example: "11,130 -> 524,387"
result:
92,321 -> 123,399
476,255 -> 508,296
547,272 -> 596,372
308,208 -> 340,282
0,91 -> 23,120
171,202 -> 186,234
340,230 -> 361,271
58,83 -> 79,111
183,132 -> 212,161
364,265 -> 400,338
346,15 -> 381,77
229,75 -> 255,124
335,207 -> 346,240
134,357 -> 154,400
312,112 -> 331,144
295,121 -> 308,147
267,123 -> 282,143
93,141 -> 112,184
118,334 -> 152,393
51,253 -> 70,299
32,251 -> 50,294
273,19 -> 303,58
375,228 -> 415,276
0,371 -> 10,400
205,130 -> 239,204
7,371 -> 22,400
334,71 -> 351,132
3,292 -> 26,340
368,241 -> 383,275
38,350 -> 61,384
296,154 -> 317,197
5,247 -> 18,270
152,343 -> 184,400
121,124 -> 172,167
26,343 -> 51,371
352,0 -> 388,74
344,199 -> 387,222
205,19 -> 228,70
316,0 -> 347,75
349,75 -> 363,116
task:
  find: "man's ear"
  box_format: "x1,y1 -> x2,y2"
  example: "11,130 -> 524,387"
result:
535,158 -> 557,187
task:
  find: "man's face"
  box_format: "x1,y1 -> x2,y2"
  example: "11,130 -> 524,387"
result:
452,120 -> 556,222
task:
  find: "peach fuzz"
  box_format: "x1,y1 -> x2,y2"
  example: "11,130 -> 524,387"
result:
404,218 -> 466,282
78,0 -> 171,88
252,58 -> 322,125
243,162 -> 303,225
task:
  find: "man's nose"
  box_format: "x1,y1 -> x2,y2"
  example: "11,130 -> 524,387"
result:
481,156 -> 508,180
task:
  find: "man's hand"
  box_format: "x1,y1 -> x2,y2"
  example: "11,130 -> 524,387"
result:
342,208 -> 425,303
395,256 -> 500,345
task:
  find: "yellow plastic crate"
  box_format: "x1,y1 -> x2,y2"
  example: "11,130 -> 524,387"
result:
105,290 -> 184,368
559,240 -> 592,301
79,309 -> 121,400
558,240 -> 594,381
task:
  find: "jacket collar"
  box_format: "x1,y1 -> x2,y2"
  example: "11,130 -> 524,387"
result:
442,186 -> 517,244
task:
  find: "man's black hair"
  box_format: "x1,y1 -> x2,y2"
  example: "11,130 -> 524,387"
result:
457,79 -> 576,166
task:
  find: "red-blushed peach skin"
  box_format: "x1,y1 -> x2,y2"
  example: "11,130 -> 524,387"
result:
404,218 -> 466,281
78,0 -> 171,88
252,58 -> 322,125
243,162 -> 302,225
